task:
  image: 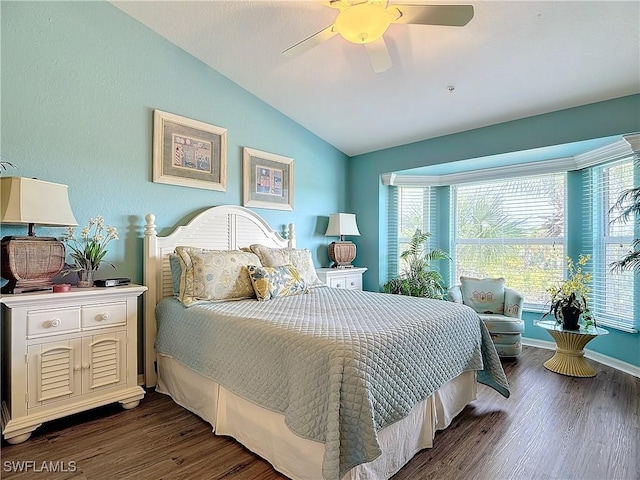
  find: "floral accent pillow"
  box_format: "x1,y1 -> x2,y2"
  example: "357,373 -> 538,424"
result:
246,264 -> 309,301
248,245 -> 324,288
175,247 -> 261,306
460,276 -> 506,314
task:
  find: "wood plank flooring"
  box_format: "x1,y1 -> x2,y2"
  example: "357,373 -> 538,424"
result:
1,346 -> 638,480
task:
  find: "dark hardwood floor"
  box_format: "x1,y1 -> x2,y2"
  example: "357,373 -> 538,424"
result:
1,346 -> 638,480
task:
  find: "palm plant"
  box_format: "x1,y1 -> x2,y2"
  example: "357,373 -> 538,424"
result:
383,229 -> 450,299
610,154 -> 639,273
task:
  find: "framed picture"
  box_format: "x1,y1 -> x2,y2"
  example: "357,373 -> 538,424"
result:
153,109 -> 227,191
243,147 -> 294,211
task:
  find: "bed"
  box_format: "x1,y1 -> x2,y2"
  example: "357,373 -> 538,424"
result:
143,205 -> 509,480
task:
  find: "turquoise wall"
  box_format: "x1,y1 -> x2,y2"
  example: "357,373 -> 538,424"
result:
348,94 -> 640,367
1,1 -> 348,370
1,1 -> 348,273
2,2 -> 637,368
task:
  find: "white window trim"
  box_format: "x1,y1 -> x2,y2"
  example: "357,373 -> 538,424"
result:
381,135 -> 638,187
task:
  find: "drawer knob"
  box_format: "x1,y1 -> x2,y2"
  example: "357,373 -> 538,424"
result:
82,363 -> 90,370
50,318 -> 61,328
74,365 -> 81,371
99,312 -> 112,321
350,281 -> 355,286
336,284 -> 342,288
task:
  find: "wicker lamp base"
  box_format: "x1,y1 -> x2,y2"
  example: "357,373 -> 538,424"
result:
1,236 -> 66,294
328,241 -> 356,269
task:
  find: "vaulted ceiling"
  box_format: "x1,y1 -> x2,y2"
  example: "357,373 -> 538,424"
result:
112,1 -> 639,157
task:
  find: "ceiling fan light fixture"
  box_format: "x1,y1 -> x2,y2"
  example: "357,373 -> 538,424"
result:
334,3 -> 390,44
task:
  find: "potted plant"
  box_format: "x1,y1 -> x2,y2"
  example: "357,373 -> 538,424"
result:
62,216 -> 118,287
543,254 -> 595,330
383,229 -> 450,299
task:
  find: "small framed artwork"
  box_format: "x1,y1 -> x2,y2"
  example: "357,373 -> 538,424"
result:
243,147 -> 294,211
153,109 -> 227,191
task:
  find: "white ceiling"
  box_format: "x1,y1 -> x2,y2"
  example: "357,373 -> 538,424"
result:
112,1 -> 640,157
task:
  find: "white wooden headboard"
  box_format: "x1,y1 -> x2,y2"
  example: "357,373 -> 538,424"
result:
143,205 -> 295,386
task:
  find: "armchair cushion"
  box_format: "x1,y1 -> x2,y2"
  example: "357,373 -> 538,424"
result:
459,276 -> 506,314
478,314 -> 525,334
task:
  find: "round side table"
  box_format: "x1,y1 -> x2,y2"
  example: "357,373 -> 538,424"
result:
535,320 -> 608,377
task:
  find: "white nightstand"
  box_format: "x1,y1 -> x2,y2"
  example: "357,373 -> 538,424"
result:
316,267 -> 367,291
0,284 -> 146,444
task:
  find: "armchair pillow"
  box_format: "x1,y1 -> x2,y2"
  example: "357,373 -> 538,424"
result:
504,287 -> 524,318
459,276 -> 506,314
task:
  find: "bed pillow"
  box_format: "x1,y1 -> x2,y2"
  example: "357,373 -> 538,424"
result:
246,264 -> 309,301
175,247 -> 261,306
249,244 -> 324,288
460,276 -> 505,314
169,253 -> 182,297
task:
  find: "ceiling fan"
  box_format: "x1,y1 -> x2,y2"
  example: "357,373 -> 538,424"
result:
282,0 -> 474,73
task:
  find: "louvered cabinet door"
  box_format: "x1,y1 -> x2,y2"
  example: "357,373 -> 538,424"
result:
81,332 -> 127,393
27,339 -> 82,409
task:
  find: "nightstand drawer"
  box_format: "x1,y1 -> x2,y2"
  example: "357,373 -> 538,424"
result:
82,302 -> 127,329
328,274 -> 362,290
316,267 -> 367,291
27,308 -> 81,338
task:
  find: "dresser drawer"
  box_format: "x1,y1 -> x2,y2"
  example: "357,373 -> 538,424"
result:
27,308 -> 81,338
82,302 -> 127,329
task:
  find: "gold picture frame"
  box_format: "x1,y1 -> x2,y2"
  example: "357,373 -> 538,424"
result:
153,109 -> 227,191
243,147 -> 294,211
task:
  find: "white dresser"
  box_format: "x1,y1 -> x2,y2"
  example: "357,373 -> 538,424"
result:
316,267 -> 367,291
0,284 -> 146,444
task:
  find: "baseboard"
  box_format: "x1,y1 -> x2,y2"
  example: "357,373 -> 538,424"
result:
522,338 -> 640,378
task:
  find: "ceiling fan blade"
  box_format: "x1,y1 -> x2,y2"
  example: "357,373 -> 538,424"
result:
364,37 -> 392,73
390,4 -> 474,27
282,25 -> 337,58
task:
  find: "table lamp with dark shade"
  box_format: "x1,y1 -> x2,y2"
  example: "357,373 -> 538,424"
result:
325,213 -> 360,268
1,177 -> 78,294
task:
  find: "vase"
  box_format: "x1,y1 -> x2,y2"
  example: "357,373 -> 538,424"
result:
561,306 -> 581,330
77,270 -> 95,288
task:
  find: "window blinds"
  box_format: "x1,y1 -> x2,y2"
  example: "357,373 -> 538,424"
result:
584,157 -> 637,332
452,173 -> 566,308
394,186 -> 434,275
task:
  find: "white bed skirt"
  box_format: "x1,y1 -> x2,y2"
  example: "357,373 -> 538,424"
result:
156,354 -> 477,480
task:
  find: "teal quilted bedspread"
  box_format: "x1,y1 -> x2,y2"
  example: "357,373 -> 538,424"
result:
156,287 -> 509,479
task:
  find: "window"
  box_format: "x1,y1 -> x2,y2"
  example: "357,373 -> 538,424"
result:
588,158 -> 637,331
451,173 -> 566,308
390,186 -> 434,276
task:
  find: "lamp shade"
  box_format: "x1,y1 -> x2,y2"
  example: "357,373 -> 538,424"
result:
325,213 -> 360,237
1,177 -> 78,227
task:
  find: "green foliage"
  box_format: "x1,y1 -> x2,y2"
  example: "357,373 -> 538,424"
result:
383,229 -> 450,299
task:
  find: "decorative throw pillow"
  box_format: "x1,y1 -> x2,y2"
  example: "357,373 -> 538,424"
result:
175,247 -> 261,306
246,264 -> 309,301
504,287 -> 524,318
460,276 -> 505,314
249,244 -> 324,288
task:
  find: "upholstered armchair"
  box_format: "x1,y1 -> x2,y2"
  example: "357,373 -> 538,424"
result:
448,277 -> 525,357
